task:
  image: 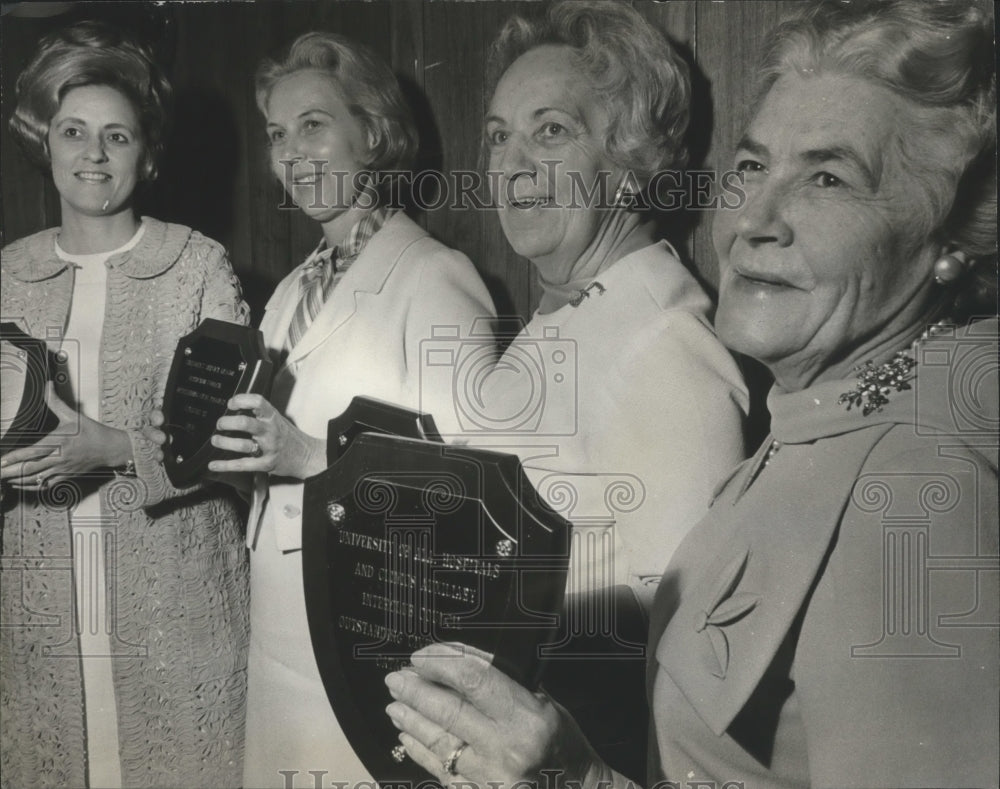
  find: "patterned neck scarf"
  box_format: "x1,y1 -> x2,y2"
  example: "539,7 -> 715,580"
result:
285,207 -> 396,350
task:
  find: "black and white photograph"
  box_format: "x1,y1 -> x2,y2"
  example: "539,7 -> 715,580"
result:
1,1 -> 997,788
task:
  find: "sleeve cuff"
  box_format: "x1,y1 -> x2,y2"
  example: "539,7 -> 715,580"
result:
126,428 -> 169,507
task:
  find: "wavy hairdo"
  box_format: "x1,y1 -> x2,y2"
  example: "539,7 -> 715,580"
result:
255,32 -> 418,173
487,0 -> 690,183
9,20 -> 172,181
754,0 -> 996,313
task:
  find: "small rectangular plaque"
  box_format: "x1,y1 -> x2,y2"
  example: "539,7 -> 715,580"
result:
162,318 -> 273,487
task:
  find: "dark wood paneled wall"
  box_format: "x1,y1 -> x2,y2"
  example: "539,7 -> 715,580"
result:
1,0 -> 802,324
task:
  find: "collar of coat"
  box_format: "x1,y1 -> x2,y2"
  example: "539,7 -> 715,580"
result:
320,209 -> 414,296
2,217 -> 192,282
647,317 -> 998,737
273,211 -> 432,367
273,210 -> 425,314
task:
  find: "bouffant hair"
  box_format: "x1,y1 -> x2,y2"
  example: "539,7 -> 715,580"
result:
255,32 -> 418,173
488,0 -> 690,185
10,20 -> 172,181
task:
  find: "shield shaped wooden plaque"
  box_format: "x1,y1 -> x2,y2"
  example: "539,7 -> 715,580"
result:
0,322 -> 57,455
326,395 -> 443,465
162,318 -> 273,487
302,432 -> 571,787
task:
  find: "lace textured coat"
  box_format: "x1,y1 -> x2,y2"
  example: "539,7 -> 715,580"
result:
1,218 -> 251,788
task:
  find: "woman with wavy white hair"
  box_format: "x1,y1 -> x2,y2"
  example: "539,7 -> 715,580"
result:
387,1 -> 998,786
477,0 -> 746,607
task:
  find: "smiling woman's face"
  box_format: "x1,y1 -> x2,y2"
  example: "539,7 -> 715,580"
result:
713,71 -> 942,389
48,84 -> 144,219
265,69 -> 370,228
486,45 -> 617,271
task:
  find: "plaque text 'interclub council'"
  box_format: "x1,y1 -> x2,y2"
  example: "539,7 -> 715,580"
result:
303,432 -> 571,787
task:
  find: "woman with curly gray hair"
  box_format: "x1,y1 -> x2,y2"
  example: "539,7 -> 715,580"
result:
386,1 -> 997,787
440,1 -> 747,779
480,0 -> 747,606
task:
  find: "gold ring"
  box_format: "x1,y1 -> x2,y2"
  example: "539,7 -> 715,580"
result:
391,744 -> 407,763
249,439 -> 263,458
442,742 -> 467,776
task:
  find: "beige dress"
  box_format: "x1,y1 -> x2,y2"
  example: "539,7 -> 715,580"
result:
56,224 -> 145,789
1,218 -> 251,789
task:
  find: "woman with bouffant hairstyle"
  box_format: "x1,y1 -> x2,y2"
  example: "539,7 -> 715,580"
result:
153,30 -> 495,789
10,20 -> 171,180
487,0 -> 690,184
1,20 -> 250,789
440,1 -> 747,781
254,31 -> 419,177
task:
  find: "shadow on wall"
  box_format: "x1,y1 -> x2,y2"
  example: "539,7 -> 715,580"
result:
139,87 -> 240,251
137,87 -> 288,324
649,34 -> 714,297
398,72 -> 520,326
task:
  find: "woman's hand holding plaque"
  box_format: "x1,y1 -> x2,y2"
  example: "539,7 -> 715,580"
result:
160,318 -> 273,486
209,393 -> 326,480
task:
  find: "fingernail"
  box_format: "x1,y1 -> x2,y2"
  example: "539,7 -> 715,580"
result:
385,702 -> 404,726
384,672 -> 403,696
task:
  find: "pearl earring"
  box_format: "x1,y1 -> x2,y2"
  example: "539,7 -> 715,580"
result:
933,253 -> 965,285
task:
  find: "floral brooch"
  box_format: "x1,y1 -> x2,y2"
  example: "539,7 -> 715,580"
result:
839,351 -> 917,416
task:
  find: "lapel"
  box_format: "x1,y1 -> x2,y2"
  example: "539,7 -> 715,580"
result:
650,423 -> 892,737
282,213 -> 426,367
647,323 -> 999,736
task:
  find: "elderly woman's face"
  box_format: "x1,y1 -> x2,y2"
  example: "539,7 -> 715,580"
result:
713,72 -> 939,384
265,69 -> 369,225
48,85 -> 144,219
486,45 -> 617,268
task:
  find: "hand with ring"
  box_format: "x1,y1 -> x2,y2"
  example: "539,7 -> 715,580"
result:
1,384 -> 132,489
140,407 -> 251,493
384,642 -> 606,788
207,393 -> 326,480
443,742 -> 468,777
